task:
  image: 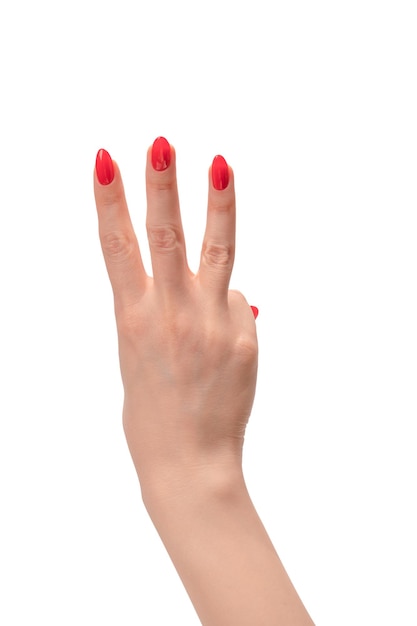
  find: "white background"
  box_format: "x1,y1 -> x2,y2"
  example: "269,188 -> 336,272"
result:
1,1 -> 416,624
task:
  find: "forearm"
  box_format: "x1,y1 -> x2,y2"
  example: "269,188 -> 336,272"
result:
141,466 -> 314,626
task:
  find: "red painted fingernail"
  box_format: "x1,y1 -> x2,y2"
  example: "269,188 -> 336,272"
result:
212,155 -> 229,190
250,306 -> 259,319
152,136 -> 171,171
95,149 -> 114,185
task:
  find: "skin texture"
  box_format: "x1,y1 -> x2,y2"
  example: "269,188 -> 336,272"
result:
94,140 -> 315,626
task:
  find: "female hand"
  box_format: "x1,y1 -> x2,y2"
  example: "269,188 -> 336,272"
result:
94,137 -> 258,494
94,140 -> 314,626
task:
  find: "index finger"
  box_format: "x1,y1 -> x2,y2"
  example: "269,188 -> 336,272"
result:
94,149 -> 147,311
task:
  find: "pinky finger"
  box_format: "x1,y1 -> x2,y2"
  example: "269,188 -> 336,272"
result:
250,306 -> 259,319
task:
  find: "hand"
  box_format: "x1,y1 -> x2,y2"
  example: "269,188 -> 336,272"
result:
94,140 -> 314,626
94,138 -> 258,493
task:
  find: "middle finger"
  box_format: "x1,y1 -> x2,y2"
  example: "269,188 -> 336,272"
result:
146,137 -> 190,295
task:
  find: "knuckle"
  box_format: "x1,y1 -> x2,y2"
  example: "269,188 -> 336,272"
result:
116,302 -> 146,343
99,187 -> 125,209
101,230 -> 136,263
234,334 -> 258,365
203,242 -> 234,268
117,308 -> 139,338
147,171 -> 176,194
210,196 -> 234,213
147,225 -> 179,253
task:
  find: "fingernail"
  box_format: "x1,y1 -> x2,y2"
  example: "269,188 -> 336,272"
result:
250,306 -> 259,319
96,149 -> 114,185
212,155 -> 229,190
152,136 -> 171,171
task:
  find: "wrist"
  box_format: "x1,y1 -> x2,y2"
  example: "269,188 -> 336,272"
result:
138,456 -> 246,519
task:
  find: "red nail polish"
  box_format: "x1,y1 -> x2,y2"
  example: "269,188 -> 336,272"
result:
212,155 -> 229,190
250,306 -> 259,319
96,149 -> 114,185
152,136 -> 171,171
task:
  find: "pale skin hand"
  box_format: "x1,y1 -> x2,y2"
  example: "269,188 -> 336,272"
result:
94,139 -> 314,626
